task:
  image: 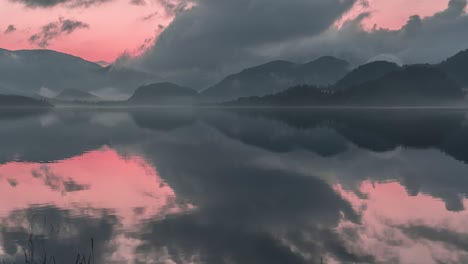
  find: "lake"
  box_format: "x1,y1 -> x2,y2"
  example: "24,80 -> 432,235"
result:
1,108 -> 468,264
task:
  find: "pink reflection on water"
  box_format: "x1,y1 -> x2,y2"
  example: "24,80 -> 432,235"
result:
0,147 -> 194,228
334,181 -> 468,264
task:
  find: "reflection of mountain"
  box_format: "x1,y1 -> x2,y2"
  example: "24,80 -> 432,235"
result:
129,108 -> 196,131
231,65 -> 466,106
221,108 -> 466,159
200,110 -> 348,156
0,110 -> 147,164
201,56 -> 350,102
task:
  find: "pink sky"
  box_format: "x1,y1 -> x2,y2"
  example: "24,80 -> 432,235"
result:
0,0 -> 450,62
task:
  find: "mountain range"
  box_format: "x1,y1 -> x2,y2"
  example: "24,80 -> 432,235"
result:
201,56 -> 350,102
0,48 -> 159,99
1,47 -> 468,107
55,89 -> 101,102
231,65 -> 465,107
126,82 -> 198,105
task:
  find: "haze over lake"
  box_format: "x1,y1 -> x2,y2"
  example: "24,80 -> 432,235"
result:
1,108 -> 468,264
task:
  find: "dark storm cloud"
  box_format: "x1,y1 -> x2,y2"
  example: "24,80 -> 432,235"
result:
129,0 -> 356,89
9,0 -> 111,8
29,18 -> 89,48
128,0 -> 468,89
285,0 -> 468,65
4,24 -> 16,34
158,0 -> 194,16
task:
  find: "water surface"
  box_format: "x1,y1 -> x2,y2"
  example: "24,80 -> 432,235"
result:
1,108 -> 468,264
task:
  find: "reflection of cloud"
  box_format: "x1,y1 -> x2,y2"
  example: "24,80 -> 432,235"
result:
2,108 -> 468,263
0,149 -> 190,228
0,206 -> 118,263
335,182 -> 468,264
125,117 -> 369,263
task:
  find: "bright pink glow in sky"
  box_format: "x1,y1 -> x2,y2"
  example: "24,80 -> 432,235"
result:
334,181 -> 468,264
0,0 -> 174,62
0,0 -> 451,62
340,0 -> 450,30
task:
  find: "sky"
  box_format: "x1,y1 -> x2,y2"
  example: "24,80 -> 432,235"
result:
0,0 -> 451,62
1,0 -> 468,88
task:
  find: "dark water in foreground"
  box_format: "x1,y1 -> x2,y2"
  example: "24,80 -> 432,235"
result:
1,108 -> 468,264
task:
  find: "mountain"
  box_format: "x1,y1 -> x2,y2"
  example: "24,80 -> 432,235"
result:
335,65 -> 465,106
0,94 -> 53,108
127,82 -> 199,105
334,61 -> 401,90
0,49 -> 159,98
55,89 -> 101,102
201,56 -> 350,102
230,65 -> 465,107
439,49 -> 468,88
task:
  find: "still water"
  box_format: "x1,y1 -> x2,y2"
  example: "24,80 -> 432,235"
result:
1,108 -> 468,264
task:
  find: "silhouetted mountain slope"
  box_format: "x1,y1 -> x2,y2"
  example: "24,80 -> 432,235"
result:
231,65 -> 465,107
334,65 -> 464,106
201,56 -> 350,102
127,82 -> 198,105
439,49 -> 468,88
0,94 -> 52,107
55,89 -> 101,102
335,61 -> 401,90
0,48 -> 158,98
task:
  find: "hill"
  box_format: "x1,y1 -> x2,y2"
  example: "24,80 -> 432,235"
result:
334,61 -> 401,90
439,49 -> 468,88
0,48 -> 158,98
0,94 -> 53,108
201,56 -> 350,102
127,82 -> 198,105
55,89 -> 101,102
230,65 -> 465,107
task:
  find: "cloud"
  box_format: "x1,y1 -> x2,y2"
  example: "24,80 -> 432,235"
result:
29,18 -> 89,47
130,0 -> 145,5
141,11 -> 159,21
282,0 -> 468,65
128,0 -> 356,89
9,0 -> 111,8
127,0 -> 468,89
158,0 -> 195,16
4,24 -> 16,34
